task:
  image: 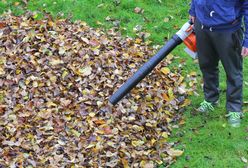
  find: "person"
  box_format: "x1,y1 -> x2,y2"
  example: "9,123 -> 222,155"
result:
189,0 -> 248,127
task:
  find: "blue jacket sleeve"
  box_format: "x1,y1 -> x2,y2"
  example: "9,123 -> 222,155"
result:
242,1 -> 248,47
189,0 -> 196,17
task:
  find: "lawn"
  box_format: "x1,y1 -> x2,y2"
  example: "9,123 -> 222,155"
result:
0,0 -> 247,167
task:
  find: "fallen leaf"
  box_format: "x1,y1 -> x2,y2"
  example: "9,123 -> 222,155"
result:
164,17 -> 170,22
132,140 -> 145,147
49,58 -> 64,65
103,126 -> 112,134
134,7 -> 144,14
94,119 -> 106,125
122,158 -> 130,168
161,67 -> 170,75
241,157 -> 248,163
0,67 -> 5,75
0,22 -> 6,29
167,148 -> 184,157
79,66 -> 92,76
71,129 -> 81,138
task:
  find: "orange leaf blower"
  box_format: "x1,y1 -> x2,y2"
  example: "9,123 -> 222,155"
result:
183,25 -> 197,59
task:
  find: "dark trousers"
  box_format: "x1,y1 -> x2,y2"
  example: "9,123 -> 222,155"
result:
195,20 -> 243,112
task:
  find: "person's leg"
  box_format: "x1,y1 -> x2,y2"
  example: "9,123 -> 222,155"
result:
195,20 -> 220,104
212,29 -> 243,113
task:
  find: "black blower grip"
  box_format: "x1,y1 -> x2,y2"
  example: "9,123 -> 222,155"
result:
109,34 -> 182,105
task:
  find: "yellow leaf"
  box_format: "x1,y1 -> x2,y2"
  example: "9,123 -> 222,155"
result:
166,117 -> 172,123
132,140 -> 145,147
161,132 -> 168,139
179,119 -> 185,125
0,57 -> 6,64
145,94 -> 152,101
49,76 -> 57,83
107,141 -> 115,147
48,21 -> 54,27
25,79 -> 30,85
129,63 -> 136,68
46,101 -> 57,107
181,99 -> 191,107
121,158 -> 130,168
190,71 -> 197,76
0,67 -> 5,75
160,153 -> 168,158
62,70 -> 69,79
20,22 -> 28,27
49,58 -> 64,66
168,87 -> 175,100
151,138 -> 156,145
89,112 -> 95,117
145,123 -> 153,127
167,148 -> 184,157
155,160 -> 163,165
71,129 -> 81,138
38,109 -> 52,119
65,115 -> 71,121
96,20 -> 103,25
33,81 -> 38,88
164,110 -> 172,116
132,125 -> 144,132
154,97 -> 160,103
14,2 -> 20,6
86,143 -> 95,149
166,53 -> 174,61
96,129 -> 105,134
135,38 -> 142,44
178,76 -> 184,84
164,17 -> 169,22
33,13 -> 38,19
161,67 -> 170,75
140,160 -> 147,168
16,69 -> 22,75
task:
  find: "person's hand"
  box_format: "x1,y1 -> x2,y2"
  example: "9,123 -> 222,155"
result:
241,47 -> 248,58
189,15 -> 195,24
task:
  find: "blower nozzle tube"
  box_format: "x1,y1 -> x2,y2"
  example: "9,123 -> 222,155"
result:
109,35 -> 182,105
109,21 -> 193,105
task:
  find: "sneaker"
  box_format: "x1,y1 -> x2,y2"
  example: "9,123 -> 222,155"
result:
225,112 -> 242,128
197,100 -> 215,113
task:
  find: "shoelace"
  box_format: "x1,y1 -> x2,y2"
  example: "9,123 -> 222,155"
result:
200,100 -> 214,111
225,112 -> 241,120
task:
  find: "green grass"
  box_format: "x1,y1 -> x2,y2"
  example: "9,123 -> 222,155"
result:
1,0 -> 248,167
169,92 -> 248,168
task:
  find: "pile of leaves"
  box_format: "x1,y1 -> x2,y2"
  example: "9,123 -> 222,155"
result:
0,12 -> 197,167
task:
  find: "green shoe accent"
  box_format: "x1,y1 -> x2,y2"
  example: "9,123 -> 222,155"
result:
225,112 -> 241,128
197,100 -> 215,113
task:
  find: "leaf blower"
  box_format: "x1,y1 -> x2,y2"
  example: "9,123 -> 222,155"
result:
109,21 -> 197,105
